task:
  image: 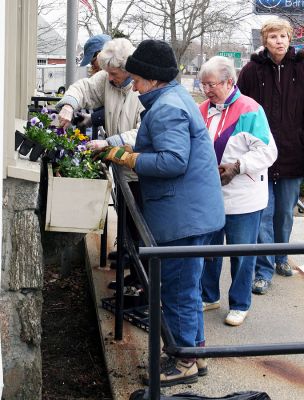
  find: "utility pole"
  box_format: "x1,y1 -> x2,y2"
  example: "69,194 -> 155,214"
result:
106,0 -> 112,35
66,0 -> 78,89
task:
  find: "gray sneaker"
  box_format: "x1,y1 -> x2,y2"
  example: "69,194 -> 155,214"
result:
276,262 -> 293,277
252,278 -> 270,295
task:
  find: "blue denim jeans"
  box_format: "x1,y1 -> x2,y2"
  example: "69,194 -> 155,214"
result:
202,211 -> 262,311
255,178 -> 302,281
160,234 -> 213,347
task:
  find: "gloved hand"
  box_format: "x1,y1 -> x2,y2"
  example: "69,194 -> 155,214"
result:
86,139 -> 108,151
58,105 -> 74,129
218,160 -> 240,186
104,146 -> 139,169
76,113 -> 92,128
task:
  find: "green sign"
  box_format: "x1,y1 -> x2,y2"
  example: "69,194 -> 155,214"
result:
217,51 -> 241,59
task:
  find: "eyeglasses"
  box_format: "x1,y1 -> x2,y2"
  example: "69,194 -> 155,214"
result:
200,81 -> 224,90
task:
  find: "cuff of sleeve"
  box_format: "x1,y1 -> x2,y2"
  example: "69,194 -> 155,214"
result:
238,159 -> 245,174
107,135 -> 124,147
55,95 -> 79,111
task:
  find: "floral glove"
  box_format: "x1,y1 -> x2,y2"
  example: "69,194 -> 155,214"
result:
58,105 -> 74,129
104,146 -> 139,169
218,160 -> 240,186
86,139 -> 108,150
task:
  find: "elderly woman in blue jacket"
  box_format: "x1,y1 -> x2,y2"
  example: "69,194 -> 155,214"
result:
104,40 -> 225,387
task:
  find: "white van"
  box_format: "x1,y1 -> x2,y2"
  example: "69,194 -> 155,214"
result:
36,64 -> 88,94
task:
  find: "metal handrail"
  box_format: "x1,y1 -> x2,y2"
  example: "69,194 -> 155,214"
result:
111,165 -> 304,400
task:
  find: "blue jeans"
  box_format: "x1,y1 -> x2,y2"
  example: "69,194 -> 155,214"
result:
202,211 -> 262,311
160,234 -> 213,347
255,178 -> 302,281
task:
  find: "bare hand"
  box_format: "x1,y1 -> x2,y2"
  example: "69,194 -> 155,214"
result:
58,105 -> 74,129
218,161 -> 240,186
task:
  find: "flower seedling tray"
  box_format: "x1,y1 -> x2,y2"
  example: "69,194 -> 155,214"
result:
45,163 -> 112,234
101,296 -> 149,332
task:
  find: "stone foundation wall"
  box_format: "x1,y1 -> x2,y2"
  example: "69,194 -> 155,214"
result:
1,178 -> 43,399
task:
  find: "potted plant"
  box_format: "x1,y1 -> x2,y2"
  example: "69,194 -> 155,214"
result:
15,130 -> 26,150
21,107 -> 112,234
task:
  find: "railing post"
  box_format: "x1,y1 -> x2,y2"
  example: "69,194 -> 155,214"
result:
100,214 -> 108,267
114,185 -> 126,340
148,257 -> 161,400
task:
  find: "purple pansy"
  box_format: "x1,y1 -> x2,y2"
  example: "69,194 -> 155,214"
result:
77,144 -> 86,152
50,113 -> 57,120
30,116 -> 40,126
56,127 -> 65,136
38,122 -> 44,128
41,107 -> 48,114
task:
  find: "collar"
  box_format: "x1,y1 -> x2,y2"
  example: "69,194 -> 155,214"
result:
139,80 -> 177,109
209,85 -> 240,112
109,76 -> 133,90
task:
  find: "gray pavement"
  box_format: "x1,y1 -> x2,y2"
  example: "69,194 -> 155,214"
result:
86,211 -> 304,400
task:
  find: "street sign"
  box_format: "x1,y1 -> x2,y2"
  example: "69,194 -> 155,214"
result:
217,51 -> 242,69
217,51 -> 241,59
254,0 -> 304,15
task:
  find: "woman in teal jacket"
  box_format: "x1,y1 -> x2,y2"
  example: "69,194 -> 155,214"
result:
105,39 -> 225,387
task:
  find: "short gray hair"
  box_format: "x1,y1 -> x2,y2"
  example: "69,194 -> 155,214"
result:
98,38 -> 136,70
199,56 -> 237,84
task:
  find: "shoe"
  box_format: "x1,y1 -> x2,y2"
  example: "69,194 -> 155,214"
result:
252,278 -> 270,295
107,274 -> 141,290
143,359 -> 198,387
196,358 -> 208,376
203,300 -> 220,311
276,262 -> 293,277
225,310 -> 248,326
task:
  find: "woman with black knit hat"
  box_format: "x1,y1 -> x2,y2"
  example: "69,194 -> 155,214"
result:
103,39 -> 225,387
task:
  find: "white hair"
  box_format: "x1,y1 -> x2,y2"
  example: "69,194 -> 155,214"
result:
98,38 -> 136,70
199,56 -> 237,84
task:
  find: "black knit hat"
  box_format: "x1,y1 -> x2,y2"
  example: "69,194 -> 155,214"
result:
125,40 -> 179,82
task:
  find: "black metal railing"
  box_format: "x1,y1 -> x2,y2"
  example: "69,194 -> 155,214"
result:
29,96 -> 62,113
110,165 -> 304,400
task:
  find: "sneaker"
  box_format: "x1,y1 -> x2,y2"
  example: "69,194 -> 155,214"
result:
225,310 -> 248,326
203,300 -> 220,311
252,278 -> 270,295
143,359 -> 198,387
196,358 -> 208,376
276,262 -> 293,277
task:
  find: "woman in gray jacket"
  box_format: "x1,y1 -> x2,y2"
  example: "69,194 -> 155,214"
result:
56,38 -> 143,150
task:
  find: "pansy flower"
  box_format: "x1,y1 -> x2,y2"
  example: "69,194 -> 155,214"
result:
30,116 -> 40,126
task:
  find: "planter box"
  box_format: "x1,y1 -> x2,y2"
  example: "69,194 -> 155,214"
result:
45,164 -> 112,234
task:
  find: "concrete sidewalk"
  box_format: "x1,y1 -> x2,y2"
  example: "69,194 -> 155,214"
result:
85,210 -> 304,400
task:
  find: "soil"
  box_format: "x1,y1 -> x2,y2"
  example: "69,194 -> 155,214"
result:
41,263 -> 113,400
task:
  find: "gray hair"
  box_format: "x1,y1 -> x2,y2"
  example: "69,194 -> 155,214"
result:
98,38 -> 136,70
199,56 -> 237,84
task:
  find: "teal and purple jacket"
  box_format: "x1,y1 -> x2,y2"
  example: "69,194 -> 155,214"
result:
200,86 -> 277,215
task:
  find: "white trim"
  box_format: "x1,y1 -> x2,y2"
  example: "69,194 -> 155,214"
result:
0,0 -> 5,395
5,0 -> 40,183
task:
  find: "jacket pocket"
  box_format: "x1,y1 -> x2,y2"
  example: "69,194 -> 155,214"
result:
141,179 -> 176,201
